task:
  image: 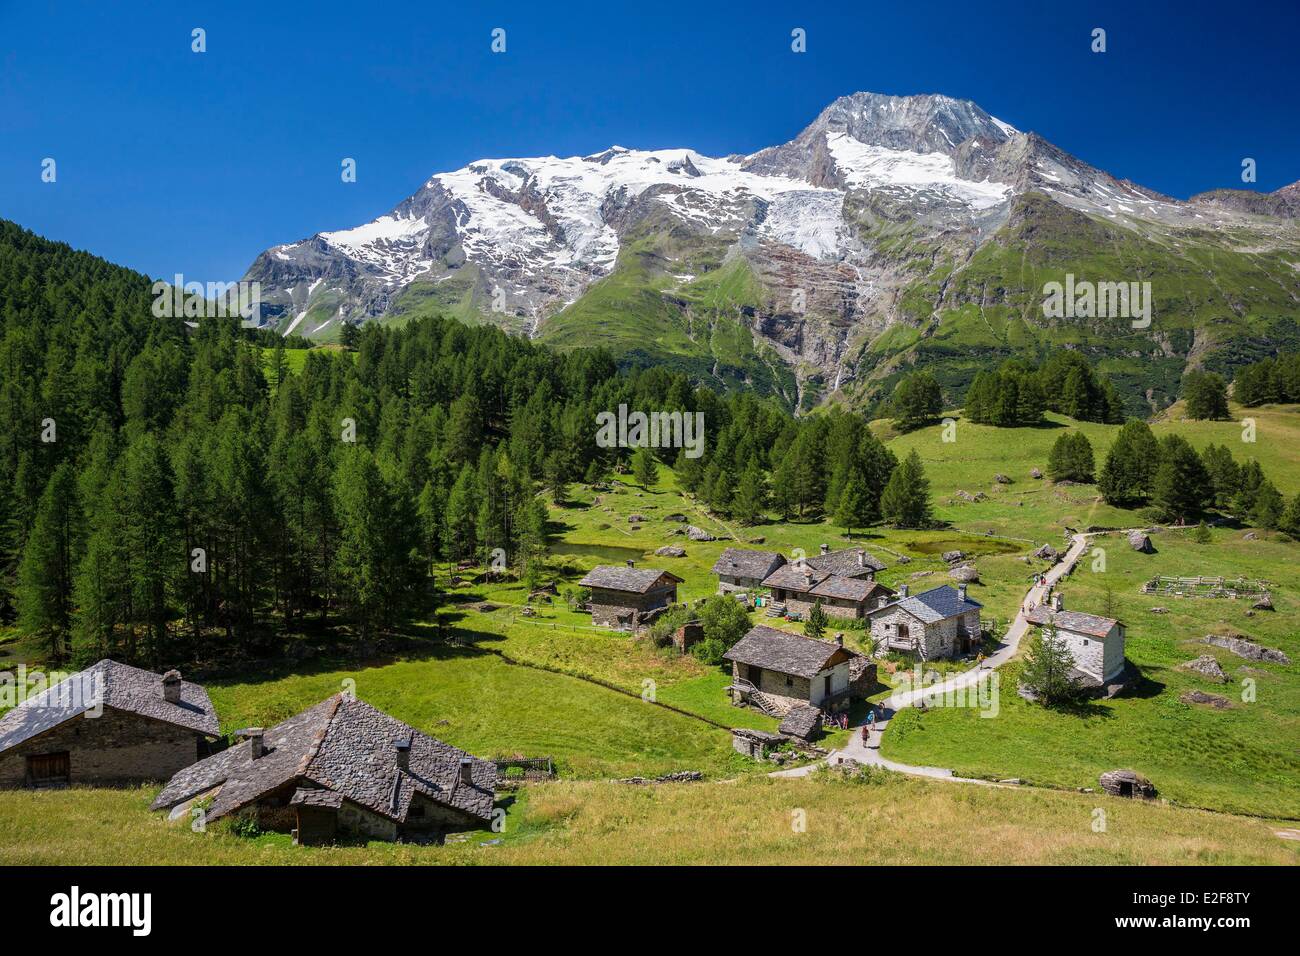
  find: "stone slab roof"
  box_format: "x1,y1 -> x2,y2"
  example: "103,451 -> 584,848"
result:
807,548 -> 886,576
578,565 -> 683,593
711,548 -> 786,579
810,576 -> 893,603
779,704 -> 822,739
1026,606 -> 1120,638
761,563 -> 831,592
151,695 -> 495,826
0,659 -> 218,754
724,625 -> 845,679
867,585 -> 983,624
290,786 -> 344,809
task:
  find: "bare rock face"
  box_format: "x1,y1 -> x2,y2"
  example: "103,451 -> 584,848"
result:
1176,655 -> 1228,683
1203,634 -> 1290,665
1098,769 -> 1157,800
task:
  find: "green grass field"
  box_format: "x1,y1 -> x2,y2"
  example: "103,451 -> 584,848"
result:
2,773 -> 1294,865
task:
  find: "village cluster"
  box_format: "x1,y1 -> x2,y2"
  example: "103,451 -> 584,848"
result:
0,540 -> 1133,846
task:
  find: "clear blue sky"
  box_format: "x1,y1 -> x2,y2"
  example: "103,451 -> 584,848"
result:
2,0 -> 1297,284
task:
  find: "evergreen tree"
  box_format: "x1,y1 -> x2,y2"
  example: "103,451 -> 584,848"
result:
1200,443 -> 1241,509
880,450 -> 931,529
1183,371 -> 1230,420
1151,435 -> 1213,523
1047,431 -> 1094,483
1280,493 -> 1300,539
1251,480 -> 1284,531
631,447 -> 659,490
1020,628 -> 1083,708
1098,419 -> 1160,506
732,459 -> 768,525
17,463 -> 81,659
804,600 -> 828,640
833,464 -> 874,538
890,371 -> 942,431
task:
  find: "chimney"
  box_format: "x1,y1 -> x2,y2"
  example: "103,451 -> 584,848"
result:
1051,591 -> 1063,611
241,728 -> 265,760
835,633 -> 844,647
899,584 -> 909,598
819,543 -> 829,555
857,550 -> 866,568
395,734 -> 412,772
161,670 -> 182,704
958,584 -> 968,603
459,757 -> 474,787
878,595 -> 888,609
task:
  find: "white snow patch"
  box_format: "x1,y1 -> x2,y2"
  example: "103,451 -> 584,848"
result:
824,132 -> 1010,210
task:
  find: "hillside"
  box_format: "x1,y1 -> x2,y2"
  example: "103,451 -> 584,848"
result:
241,92 -> 1300,413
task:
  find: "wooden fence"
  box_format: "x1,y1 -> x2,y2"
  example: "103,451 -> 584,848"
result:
493,756 -> 556,782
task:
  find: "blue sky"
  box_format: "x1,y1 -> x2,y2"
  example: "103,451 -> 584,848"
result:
2,0 -> 1298,283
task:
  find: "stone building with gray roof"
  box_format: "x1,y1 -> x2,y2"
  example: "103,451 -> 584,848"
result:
579,564 -> 682,630
1026,592 -> 1127,687
723,625 -> 856,714
711,547 -> 787,593
151,695 -> 496,845
0,660 -> 218,789
866,584 -> 984,660
761,560 -> 895,620
806,544 -> 887,578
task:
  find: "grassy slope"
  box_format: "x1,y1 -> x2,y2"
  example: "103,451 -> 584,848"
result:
2,774 -> 1294,865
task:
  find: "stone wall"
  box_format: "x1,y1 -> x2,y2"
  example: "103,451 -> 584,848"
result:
870,609 -> 979,660
1058,623 -> 1125,682
734,660 -> 811,702
0,707 -> 204,787
589,584 -> 677,630
785,594 -> 864,620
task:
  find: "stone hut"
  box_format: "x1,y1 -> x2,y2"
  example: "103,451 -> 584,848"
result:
866,584 -> 983,660
723,625 -> 856,714
730,728 -> 787,761
671,621 -> 705,653
778,704 -> 823,743
1025,592 -> 1127,689
0,660 -> 219,789
761,561 -> 895,620
578,564 -> 683,630
711,547 -> 786,593
152,695 -> 496,845
806,545 -> 887,579
1098,769 -> 1157,800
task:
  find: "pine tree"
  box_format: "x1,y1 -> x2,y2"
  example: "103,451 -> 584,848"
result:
1047,431 -> 1094,483
1251,480 -> 1284,531
1151,435 -> 1212,523
1183,371 -> 1230,420
732,459 -> 768,525
880,450 -> 931,529
804,600 -> 828,640
890,371 -> 942,431
834,464 -> 874,538
443,465 -> 478,563
1099,419 -> 1160,506
17,463 -> 81,659
631,447 -> 659,490
1020,628 -> 1082,708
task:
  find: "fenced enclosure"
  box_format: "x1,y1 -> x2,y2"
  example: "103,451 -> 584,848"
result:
493,756 -> 557,782
1140,575 -> 1273,600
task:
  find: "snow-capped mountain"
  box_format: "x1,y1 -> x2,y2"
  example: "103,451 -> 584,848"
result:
244,91 -> 1300,413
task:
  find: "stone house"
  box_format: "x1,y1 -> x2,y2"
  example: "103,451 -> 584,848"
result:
0,660 -> 219,789
806,544 -> 887,579
761,561 -> 895,620
1026,592 -> 1126,687
866,584 -> 983,660
578,564 -> 683,630
723,624 -> 855,714
711,547 -> 786,593
151,695 -> 496,845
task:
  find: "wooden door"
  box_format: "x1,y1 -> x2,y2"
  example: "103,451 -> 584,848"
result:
27,752 -> 70,787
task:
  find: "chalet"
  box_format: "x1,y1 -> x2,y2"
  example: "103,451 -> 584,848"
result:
711,547 -> 787,593
579,564 -> 683,630
151,695 -> 496,845
723,624 -> 856,714
0,660 -> 219,789
867,584 -> 983,660
806,544 -> 887,579
761,561 -> 895,620
1026,592 -> 1127,688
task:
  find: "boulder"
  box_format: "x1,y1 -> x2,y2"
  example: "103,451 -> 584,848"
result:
941,550 -> 965,564
686,525 -> 716,542
628,513 -> 647,523
654,545 -> 687,558
1176,655 -> 1228,683
954,489 -> 987,502
896,555 -> 911,564
1149,606 -> 1169,614
1202,634 -> 1290,665
1252,593 -> 1274,611
1033,543 -> 1059,561
1180,690 -> 1232,709
1243,531 -> 1257,540
663,513 -> 687,523
1098,769 -> 1157,800
948,564 -> 980,583
1029,467 -> 1043,479
1128,532 -> 1153,553
994,473 -> 1012,484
